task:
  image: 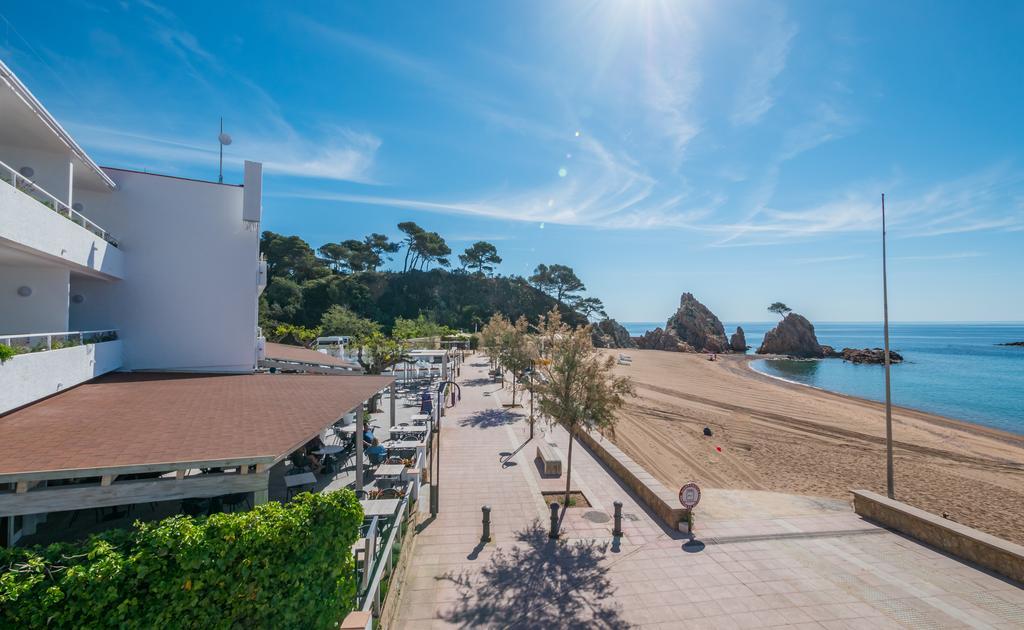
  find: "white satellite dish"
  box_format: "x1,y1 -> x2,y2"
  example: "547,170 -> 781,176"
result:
218,132 -> 232,146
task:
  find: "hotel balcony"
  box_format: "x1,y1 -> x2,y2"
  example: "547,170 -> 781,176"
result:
0,330 -> 122,414
0,160 -> 123,280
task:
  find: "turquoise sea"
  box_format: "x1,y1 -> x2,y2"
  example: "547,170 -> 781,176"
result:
621,322 -> 1024,435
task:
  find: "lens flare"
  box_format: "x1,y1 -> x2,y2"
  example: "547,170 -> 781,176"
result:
558,167 -> 568,177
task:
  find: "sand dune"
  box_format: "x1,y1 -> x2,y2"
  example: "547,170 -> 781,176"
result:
604,350 -> 1024,544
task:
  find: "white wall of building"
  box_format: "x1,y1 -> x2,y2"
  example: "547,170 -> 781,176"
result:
74,169 -> 260,372
0,182 -> 123,279
0,264 -> 69,334
0,340 -> 122,414
0,144 -> 72,204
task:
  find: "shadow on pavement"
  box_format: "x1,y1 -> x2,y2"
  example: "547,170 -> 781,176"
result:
458,408 -> 522,429
438,520 -> 628,628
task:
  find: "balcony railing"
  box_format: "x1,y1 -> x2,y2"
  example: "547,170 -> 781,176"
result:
0,158 -> 120,247
0,329 -> 119,354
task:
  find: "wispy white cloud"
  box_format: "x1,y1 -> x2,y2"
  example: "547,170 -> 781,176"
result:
708,164 -> 1024,247
70,123 -> 381,183
731,14 -> 798,126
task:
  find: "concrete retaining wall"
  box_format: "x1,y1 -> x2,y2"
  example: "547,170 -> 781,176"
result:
852,490 -> 1023,584
577,429 -> 687,530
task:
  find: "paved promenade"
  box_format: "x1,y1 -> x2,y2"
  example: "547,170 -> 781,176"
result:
392,356 -> 1023,629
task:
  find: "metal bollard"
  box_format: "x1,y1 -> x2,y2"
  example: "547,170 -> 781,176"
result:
481,505 -> 491,542
612,500 -> 623,537
549,502 -> 560,538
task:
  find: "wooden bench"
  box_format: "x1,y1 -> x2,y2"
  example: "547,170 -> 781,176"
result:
536,443 -> 563,476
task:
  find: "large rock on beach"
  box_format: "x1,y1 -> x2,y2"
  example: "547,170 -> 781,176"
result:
635,327 -> 693,352
756,313 -> 825,358
841,347 -> 904,364
666,293 -> 730,353
730,326 -> 747,352
592,319 -> 637,349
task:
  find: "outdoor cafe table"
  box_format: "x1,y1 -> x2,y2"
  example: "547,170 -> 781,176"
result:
313,445 -> 347,456
384,440 -> 423,451
373,464 -> 405,482
360,498 -> 400,519
284,472 -> 316,498
409,414 -> 429,422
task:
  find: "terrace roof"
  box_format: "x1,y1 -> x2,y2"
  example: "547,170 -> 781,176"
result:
263,342 -> 362,370
0,371 -> 393,482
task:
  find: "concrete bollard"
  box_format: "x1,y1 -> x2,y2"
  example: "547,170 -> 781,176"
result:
612,500 -> 623,537
549,502 -> 560,539
481,505 -> 491,542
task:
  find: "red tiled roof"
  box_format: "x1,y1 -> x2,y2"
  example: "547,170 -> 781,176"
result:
263,342 -> 360,369
0,372 -> 393,478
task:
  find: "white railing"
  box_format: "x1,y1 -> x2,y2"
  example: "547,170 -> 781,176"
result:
0,329 -> 118,352
0,158 -> 120,247
358,480 -> 414,617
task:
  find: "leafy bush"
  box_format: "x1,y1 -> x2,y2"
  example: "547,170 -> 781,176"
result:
0,344 -> 14,364
0,490 -> 363,628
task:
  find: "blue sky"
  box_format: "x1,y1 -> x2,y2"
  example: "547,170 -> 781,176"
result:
3,1 -> 1022,322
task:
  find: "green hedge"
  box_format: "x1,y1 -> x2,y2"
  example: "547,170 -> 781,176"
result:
0,490 -> 363,628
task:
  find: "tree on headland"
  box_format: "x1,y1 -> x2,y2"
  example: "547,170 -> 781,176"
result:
261,231 -> 327,281
459,241 -> 502,276
532,310 -> 634,518
768,302 -> 792,318
398,222 -> 426,272
399,222 -> 451,271
319,233 -> 399,273
529,264 -> 586,304
571,296 -> 607,321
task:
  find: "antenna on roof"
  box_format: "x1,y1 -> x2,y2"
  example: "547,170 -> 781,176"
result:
218,117 -> 232,183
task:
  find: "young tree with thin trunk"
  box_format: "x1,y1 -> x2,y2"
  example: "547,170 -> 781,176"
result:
498,316 -> 535,405
480,313 -> 511,376
532,310 -> 634,518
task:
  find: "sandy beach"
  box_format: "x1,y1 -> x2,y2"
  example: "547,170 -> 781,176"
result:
603,349 -> 1024,544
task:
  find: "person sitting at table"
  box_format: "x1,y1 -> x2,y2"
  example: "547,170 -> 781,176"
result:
366,438 -> 387,466
362,427 -> 375,448
305,435 -> 325,452
302,448 -> 324,474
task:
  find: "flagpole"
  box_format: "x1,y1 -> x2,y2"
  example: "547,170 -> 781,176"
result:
882,193 -> 894,499
218,117 -> 224,184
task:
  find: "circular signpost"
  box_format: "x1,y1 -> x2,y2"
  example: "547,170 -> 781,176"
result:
679,482 -> 701,534
678,482 -> 701,509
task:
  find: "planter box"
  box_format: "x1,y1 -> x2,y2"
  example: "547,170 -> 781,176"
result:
0,340 -> 122,413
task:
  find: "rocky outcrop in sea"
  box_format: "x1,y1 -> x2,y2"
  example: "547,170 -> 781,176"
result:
841,348 -> 904,364
635,327 -> 693,352
667,293 -> 730,353
756,313 -> 826,358
730,326 -> 747,352
591,319 -> 637,349
998,341 -> 1024,347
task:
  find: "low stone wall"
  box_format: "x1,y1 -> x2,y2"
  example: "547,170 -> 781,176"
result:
852,490 -> 1023,584
577,429 -> 687,530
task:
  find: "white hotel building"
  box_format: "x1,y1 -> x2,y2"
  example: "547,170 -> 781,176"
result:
0,60 -> 390,546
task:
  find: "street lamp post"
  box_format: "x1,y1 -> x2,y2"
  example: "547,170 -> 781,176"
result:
882,193 -> 895,499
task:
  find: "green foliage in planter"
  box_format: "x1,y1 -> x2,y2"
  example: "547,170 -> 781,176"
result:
0,344 -> 14,363
0,490 -> 363,629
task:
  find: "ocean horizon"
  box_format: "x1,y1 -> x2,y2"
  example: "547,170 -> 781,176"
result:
621,321 -> 1024,435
